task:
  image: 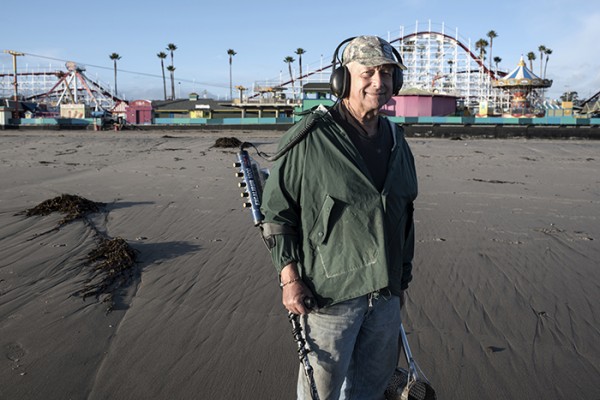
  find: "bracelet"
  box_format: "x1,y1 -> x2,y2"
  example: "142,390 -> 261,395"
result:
280,277 -> 301,288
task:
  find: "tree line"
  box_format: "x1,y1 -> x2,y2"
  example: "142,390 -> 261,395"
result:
107,45 -> 308,102
108,34 -> 562,102
109,44 -> 177,101
474,30 -> 553,80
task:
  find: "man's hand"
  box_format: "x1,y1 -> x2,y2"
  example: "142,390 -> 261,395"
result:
280,262 -> 314,315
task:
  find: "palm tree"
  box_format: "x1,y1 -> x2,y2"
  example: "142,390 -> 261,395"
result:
527,52 -> 536,71
284,56 -> 296,100
109,53 -> 121,97
227,49 -> 237,100
543,48 -> 552,79
157,52 -> 168,100
538,45 -> 547,77
166,43 -> 177,100
166,65 -> 176,99
486,30 -> 498,73
295,48 -> 306,94
493,56 -> 502,74
475,39 -> 488,65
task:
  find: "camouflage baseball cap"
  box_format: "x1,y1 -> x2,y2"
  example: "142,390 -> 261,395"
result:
342,35 -> 407,70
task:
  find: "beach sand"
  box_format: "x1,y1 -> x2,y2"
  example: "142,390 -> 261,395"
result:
0,129 -> 598,400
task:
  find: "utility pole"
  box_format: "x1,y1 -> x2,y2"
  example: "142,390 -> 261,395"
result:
3,50 -> 24,119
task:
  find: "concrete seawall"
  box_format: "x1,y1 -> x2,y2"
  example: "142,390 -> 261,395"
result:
402,124 -> 600,139
3,121 -> 600,139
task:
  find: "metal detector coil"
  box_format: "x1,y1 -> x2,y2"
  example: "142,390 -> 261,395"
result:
385,323 -> 437,400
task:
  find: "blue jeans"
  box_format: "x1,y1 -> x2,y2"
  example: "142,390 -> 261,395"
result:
297,291 -> 401,400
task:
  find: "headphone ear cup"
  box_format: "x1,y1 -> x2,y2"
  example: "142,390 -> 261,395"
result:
393,68 -> 404,95
330,66 -> 350,98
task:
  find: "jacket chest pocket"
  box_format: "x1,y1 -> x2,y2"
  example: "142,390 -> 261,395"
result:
308,195 -> 380,278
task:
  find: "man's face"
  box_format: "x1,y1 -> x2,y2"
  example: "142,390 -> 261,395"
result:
346,62 -> 395,116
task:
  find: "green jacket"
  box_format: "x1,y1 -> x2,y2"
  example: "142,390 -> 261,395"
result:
261,106 -> 418,307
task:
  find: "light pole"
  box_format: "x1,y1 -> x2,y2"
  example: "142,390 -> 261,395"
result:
4,50 -> 24,119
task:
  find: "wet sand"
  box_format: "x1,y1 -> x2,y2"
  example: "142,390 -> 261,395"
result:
0,130 -> 598,399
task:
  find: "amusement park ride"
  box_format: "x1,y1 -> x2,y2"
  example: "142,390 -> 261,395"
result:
1,21 -> 555,117
30,61 -> 121,110
0,58 -> 121,114
492,56 -> 552,117
249,22 -> 545,116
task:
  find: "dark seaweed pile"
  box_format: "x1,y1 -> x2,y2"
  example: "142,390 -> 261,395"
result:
78,237 -> 139,312
22,194 -> 105,226
20,194 -> 138,313
213,137 -> 242,148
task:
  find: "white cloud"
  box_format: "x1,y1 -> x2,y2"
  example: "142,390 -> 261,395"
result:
547,12 -> 600,99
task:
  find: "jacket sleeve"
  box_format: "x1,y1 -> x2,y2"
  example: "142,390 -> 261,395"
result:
395,126 -> 417,291
260,143 -> 304,274
401,202 -> 415,290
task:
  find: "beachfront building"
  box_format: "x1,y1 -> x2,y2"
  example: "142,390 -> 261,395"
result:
59,103 -> 89,118
0,104 -> 12,126
295,83 -> 458,118
228,84 -> 298,118
296,82 -> 334,113
126,100 -> 153,124
111,100 -> 129,121
382,88 -> 458,117
152,93 -> 236,120
0,99 -> 37,118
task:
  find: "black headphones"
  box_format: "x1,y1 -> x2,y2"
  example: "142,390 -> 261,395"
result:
329,36 -> 404,98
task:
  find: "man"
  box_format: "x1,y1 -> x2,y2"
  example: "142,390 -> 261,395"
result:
261,36 -> 418,399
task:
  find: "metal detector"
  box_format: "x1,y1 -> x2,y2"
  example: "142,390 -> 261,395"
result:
234,143 -> 321,400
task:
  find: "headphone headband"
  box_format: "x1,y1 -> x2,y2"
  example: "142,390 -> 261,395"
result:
331,36 -> 404,70
331,36 -> 356,69
329,36 -> 405,98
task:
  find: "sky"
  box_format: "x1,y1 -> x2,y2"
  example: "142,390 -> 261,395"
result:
2,0 -> 599,102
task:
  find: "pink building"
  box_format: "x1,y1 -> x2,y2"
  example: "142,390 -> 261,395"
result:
126,100 -> 153,124
381,89 -> 457,117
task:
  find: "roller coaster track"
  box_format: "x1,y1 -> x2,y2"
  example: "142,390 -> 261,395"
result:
579,89 -> 600,107
262,30 -> 506,103
390,31 -> 499,79
0,71 -> 64,78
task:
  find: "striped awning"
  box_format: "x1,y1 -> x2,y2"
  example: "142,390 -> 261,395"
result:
504,57 -> 540,80
492,56 -> 552,89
